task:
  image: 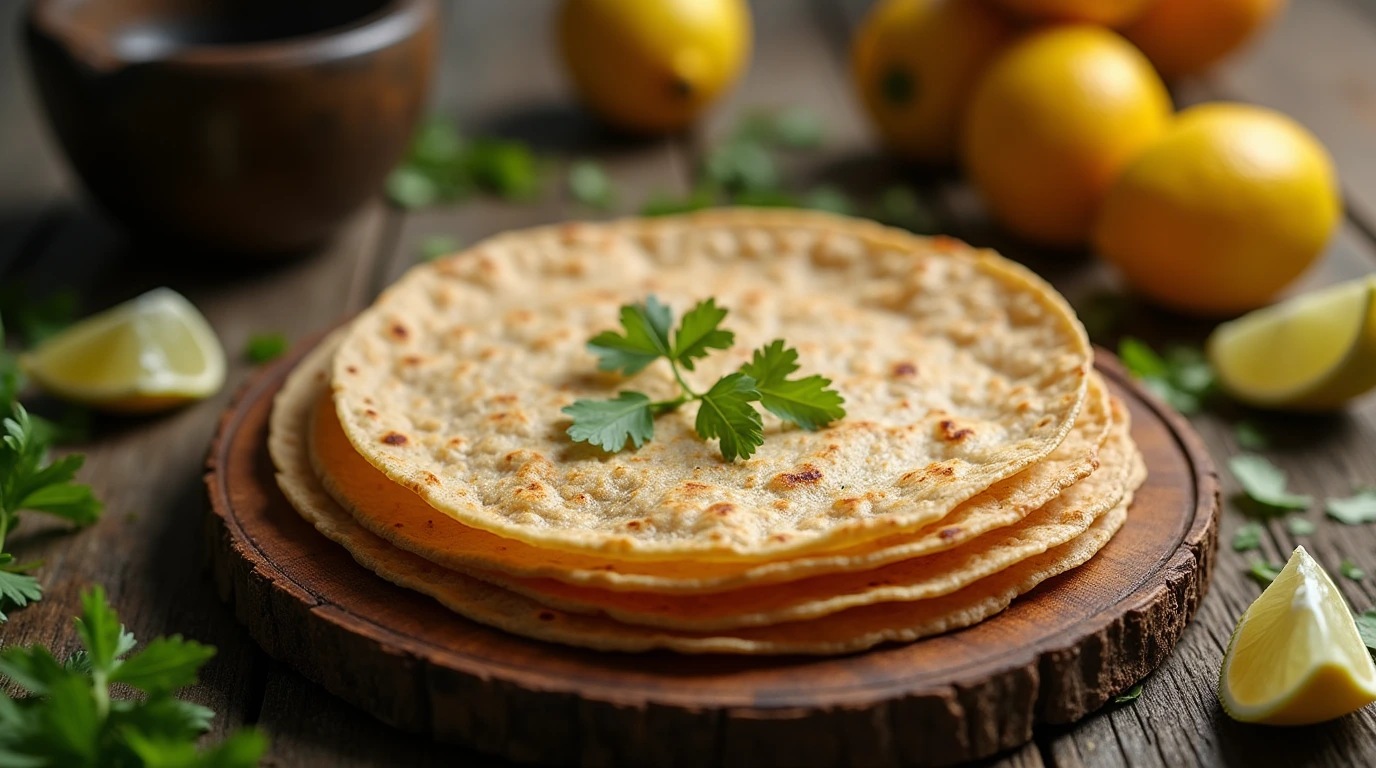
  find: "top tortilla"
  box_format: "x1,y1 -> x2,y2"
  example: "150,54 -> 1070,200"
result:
332,209 -> 1092,560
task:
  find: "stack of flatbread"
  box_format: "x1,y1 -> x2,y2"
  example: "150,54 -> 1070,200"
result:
268,209 -> 1145,655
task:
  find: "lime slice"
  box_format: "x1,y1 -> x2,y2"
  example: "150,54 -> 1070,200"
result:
1219,546 -> 1376,725
1207,276 -> 1376,410
22,288 -> 226,413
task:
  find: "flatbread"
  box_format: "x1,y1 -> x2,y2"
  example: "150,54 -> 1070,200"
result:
271,344 -> 1136,653
332,209 -> 1092,561
312,335 -> 1113,593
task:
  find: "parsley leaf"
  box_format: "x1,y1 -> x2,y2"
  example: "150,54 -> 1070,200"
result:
1113,682 -> 1143,705
1355,611 -> 1376,653
1231,522 -> 1263,552
695,373 -> 763,462
418,235 -> 461,263
1248,560 -> 1284,587
1341,559 -> 1367,582
568,161 -> 615,210
562,392 -> 655,453
672,299 -> 734,371
243,333 -> 288,365
587,296 -> 674,375
1229,454 -> 1312,512
0,570 -> 41,622
1326,490 -> 1376,525
739,340 -> 846,430
1286,516 -> 1317,536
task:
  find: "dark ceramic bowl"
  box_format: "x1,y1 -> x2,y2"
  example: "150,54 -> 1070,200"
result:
25,0 -> 438,255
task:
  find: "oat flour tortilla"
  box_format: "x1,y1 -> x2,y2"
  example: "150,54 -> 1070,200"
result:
312,341 -> 1113,593
332,210 -> 1092,561
271,346 -> 1135,654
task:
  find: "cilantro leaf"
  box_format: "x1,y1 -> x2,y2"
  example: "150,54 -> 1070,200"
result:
568,161 -> 615,210
1234,420 -> 1270,451
112,636 -> 216,696
1248,560 -> 1284,587
418,235 -> 461,263
640,186 -> 717,217
244,333 -> 289,365
1229,454 -> 1312,511
739,340 -> 845,430
1113,682 -> 1143,705
703,140 -> 778,194
587,297 -> 674,375
386,166 -> 440,210
1341,559 -> 1367,582
1356,610 -> 1376,653
874,186 -> 938,235
1118,339 -> 1215,415
0,570 -> 42,623
695,373 -> 763,462
1286,517 -> 1316,536
1326,490 -> 1376,525
1119,337 -> 1168,379
466,139 -> 541,200
75,585 -> 124,673
672,299 -> 734,371
1231,522 -> 1263,552
563,392 -> 655,453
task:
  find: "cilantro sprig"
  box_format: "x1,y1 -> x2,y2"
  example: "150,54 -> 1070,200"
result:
0,586 -> 266,766
564,297 -> 845,461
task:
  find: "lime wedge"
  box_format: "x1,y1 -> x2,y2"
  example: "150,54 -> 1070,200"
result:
1207,277 -> 1376,410
1220,546 -> 1376,725
22,288 -> 226,413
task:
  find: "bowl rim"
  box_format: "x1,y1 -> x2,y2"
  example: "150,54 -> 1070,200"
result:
28,0 -> 437,70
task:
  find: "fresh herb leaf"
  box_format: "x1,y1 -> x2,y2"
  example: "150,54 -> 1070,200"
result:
873,186 -> 938,234
562,392 -> 655,453
0,570 -> 41,622
568,160 -> 615,210
1234,420 -> 1270,451
418,235 -> 461,262
1074,292 -> 1129,343
243,333 -> 288,365
1231,522 -> 1263,552
739,340 -> 846,430
804,186 -> 853,215
671,299 -> 734,371
695,373 -> 764,462
1118,338 -> 1213,414
466,139 -> 541,200
1341,559 -> 1367,581
1229,454 -> 1312,511
1286,516 -> 1317,536
732,189 -> 801,208
386,166 -> 440,210
0,586 -> 266,766
1248,560 -> 1284,586
640,185 -> 717,217
1119,338 -> 1169,379
769,107 -> 825,149
703,140 -> 778,194
0,287 -> 79,346
1326,490 -> 1376,525
1113,682 -> 1143,704
1356,610 -> 1376,653
586,296 -> 674,376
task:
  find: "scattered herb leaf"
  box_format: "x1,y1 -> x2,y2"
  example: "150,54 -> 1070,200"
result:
243,333 -> 289,365
565,297 -> 843,461
1113,682 -> 1143,705
1231,522 -> 1263,552
640,186 -> 717,217
732,189 -> 801,208
703,140 -> 778,194
1229,454 -> 1312,511
419,235 -> 461,262
1118,338 -> 1214,414
1355,611 -> 1376,653
1075,292 -> 1130,343
873,186 -> 938,234
767,107 -> 824,149
1286,517 -> 1316,536
1234,420 -> 1270,451
804,186 -> 853,215
0,286 -> 79,346
1341,558 -> 1367,581
0,586 -> 267,765
1248,560 -> 1284,587
568,160 -> 616,210
1326,490 -> 1376,525
387,117 -> 544,208
385,166 -> 440,210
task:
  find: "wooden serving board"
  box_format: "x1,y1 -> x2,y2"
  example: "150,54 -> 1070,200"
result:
205,340 -> 1219,768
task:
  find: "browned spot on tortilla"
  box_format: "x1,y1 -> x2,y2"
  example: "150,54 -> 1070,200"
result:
345,365 -> 358,374
492,394 -> 518,404
402,355 -> 422,366
769,464 -> 824,490
938,420 -> 974,442
771,534 -> 789,543
423,472 -> 440,486
708,503 -> 735,517
626,520 -> 641,530
448,438 -> 464,448
1036,416 -> 1052,428
365,409 -> 377,417
773,499 -> 790,511
382,432 -> 407,446
892,362 -> 917,377
389,323 -> 408,340
939,527 -> 961,540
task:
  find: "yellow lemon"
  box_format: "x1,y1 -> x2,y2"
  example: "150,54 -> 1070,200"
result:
1094,103 -> 1340,315
991,0 -> 1152,27
22,288 -> 225,413
962,26 -> 1172,247
852,0 -> 1016,165
1208,277 -> 1376,411
558,0 -> 751,134
1219,546 -> 1376,725
1124,0 -> 1287,80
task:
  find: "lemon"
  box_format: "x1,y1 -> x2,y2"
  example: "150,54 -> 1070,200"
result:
557,0 -> 751,135
1220,546 -> 1376,725
22,288 -> 226,413
1124,0 -> 1287,80
991,0 -> 1152,27
962,26 -> 1172,247
1207,277 -> 1376,411
1094,103 -> 1341,316
851,0 -> 1015,165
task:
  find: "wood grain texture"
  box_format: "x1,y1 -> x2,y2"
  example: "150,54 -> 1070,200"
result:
206,339 -> 1217,768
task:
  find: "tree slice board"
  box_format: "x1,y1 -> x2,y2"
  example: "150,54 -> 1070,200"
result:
205,338 -> 1219,768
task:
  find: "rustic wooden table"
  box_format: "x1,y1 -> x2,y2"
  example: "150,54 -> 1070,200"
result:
3,1 -> 1376,765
